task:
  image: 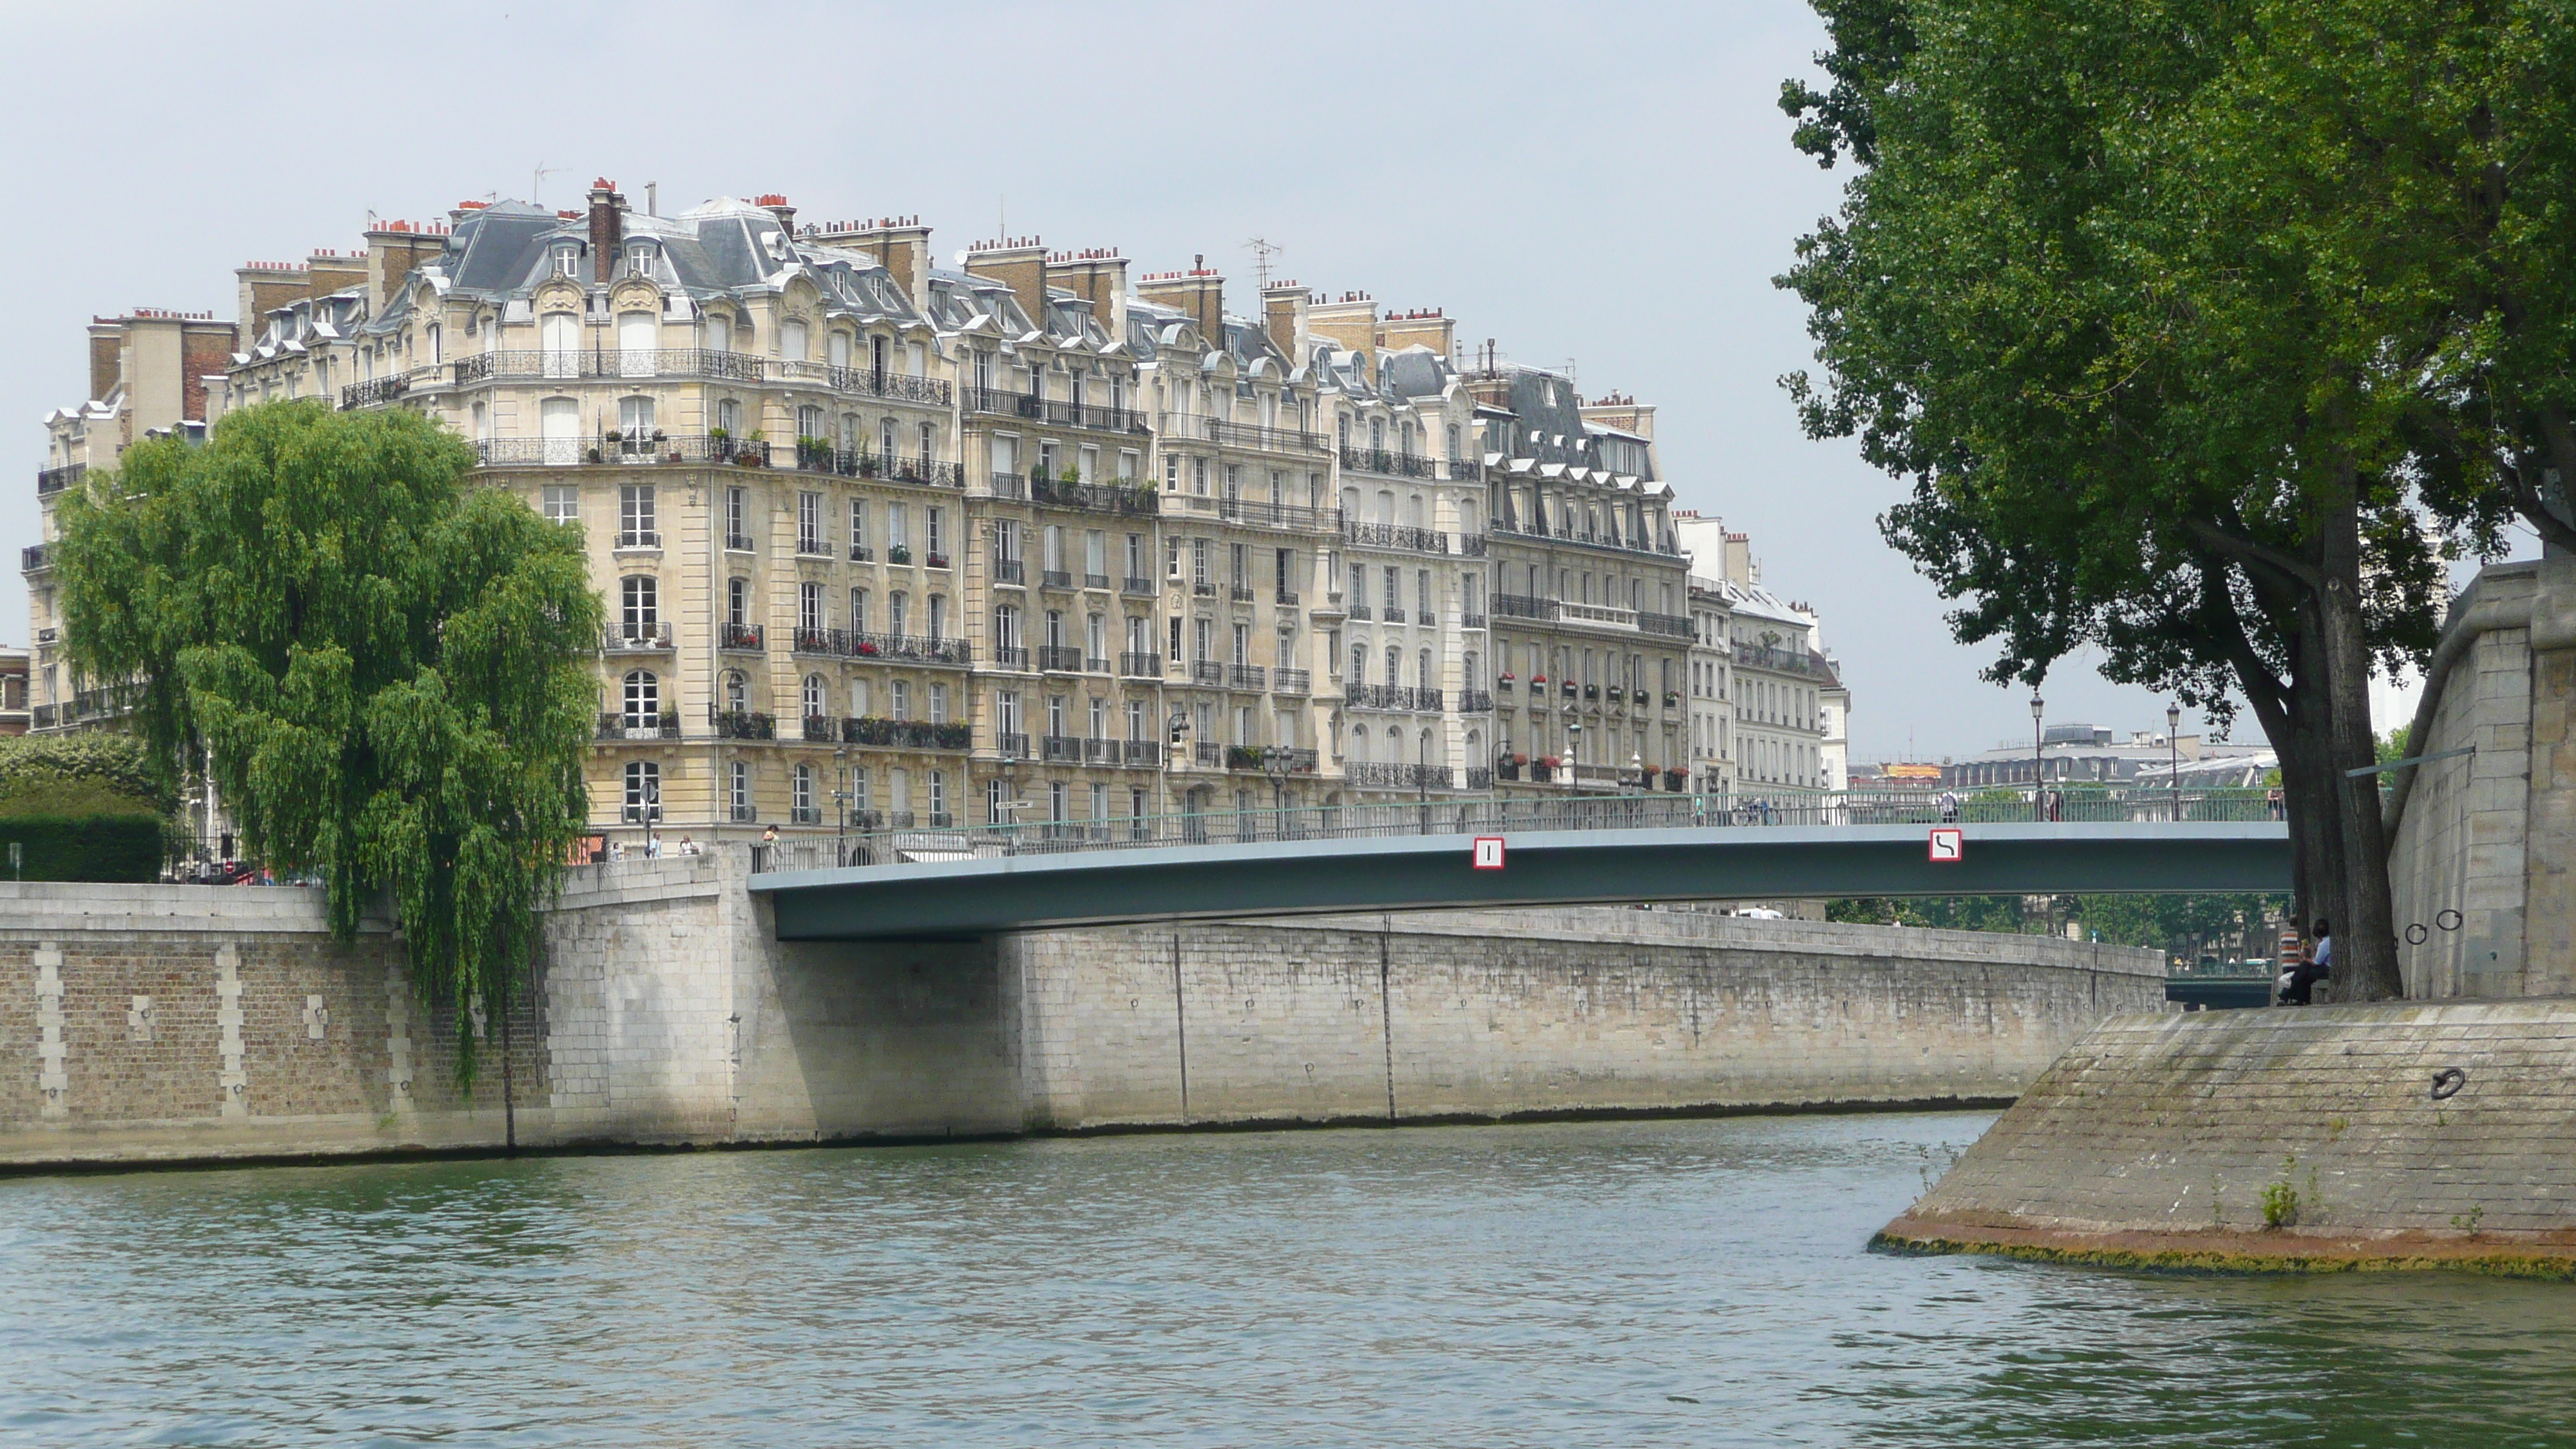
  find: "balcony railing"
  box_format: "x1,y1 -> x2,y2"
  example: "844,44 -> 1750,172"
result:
1639,611 -> 1694,639
1275,588 -> 1300,607
1229,584 -> 1255,603
992,646 -> 1029,670
1343,521 -> 1449,555
597,712 -> 683,741
995,731 -> 1032,759
604,623 -> 674,652
1347,605 -> 1372,621
1493,594 -> 1560,622
1488,517 -> 1682,559
962,387 -> 1147,435
1040,735 -> 1087,763
1344,761 -> 1455,790
1449,458 -> 1484,482
1273,668 -> 1310,694
790,629 -> 971,665
1346,683 -> 1434,711
1194,741 -> 1225,767
1123,739 -> 1163,767
36,463 -> 84,496
720,622 -> 765,651
1031,476 -> 1160,516
803,714 -> 838,742
1084,573 -> 1112,591
1338,446 -> 1438,478
1190,660 -> 1225,687
615,529 -> 661,549
1035,569 -> 1070,590
1122,576 -> 1156,595
1735,643 -> 1821,676
453,348 -> 768,385
1461,612 -> 1488,632
1229,663 -> 1267,691
338,374 -> 414,409
1383,607 -> 1407,624
1460,690 -> 1495,714
774,362 -> 952,406
1201,495 -> 1343,533
1120,652 -> 1163,678
473,434 -> 762,468
1037,645 -> 1085,673
21,544 -> 50,572
794,446 -> 964,488
995,559 -> 1025,584
1226,745 -> 1319,773
1161,414 -> 1331,454
710,708 -> 776,740
841,717 -> 972,750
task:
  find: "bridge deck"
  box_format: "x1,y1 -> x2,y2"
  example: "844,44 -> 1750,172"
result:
750,821 -> 2290,940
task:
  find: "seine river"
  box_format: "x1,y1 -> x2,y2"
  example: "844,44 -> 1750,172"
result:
3,1112 -> 2572,1447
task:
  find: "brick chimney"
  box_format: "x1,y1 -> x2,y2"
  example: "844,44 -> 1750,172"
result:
1307,292 -> 1378,361
588,179 -> 625,284
1136,256 -> 1223,341
755,192 -> 796,233
1377,307 -> 1453,358
1048,248 -> 1130,338
811,215 -> 934,305
1262,282 -> 1308,361
365,220 -> 450,312
964,237 -> 1050,329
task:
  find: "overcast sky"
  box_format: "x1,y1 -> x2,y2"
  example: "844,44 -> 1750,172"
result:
0,1 -> 2506,759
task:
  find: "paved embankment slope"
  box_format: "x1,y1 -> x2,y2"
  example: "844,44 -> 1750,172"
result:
1879,1000 -> 2576,1275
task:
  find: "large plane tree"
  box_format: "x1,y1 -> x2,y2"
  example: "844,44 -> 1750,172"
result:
1780,0 -> 2576,999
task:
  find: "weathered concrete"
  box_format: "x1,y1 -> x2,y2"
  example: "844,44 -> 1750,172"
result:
1879,1000 -> 2576,1275
0,862 -> 2161,1170
2388,556 -> 2576,998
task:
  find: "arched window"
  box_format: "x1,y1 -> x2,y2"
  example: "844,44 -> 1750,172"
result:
620,575 -> 657,639
1463,649 -> 1481,681
622,670 -> 659,727
724,670 -> 748,713
1350,643 -> 1366,682
1349,723 -> 1368,761
803,674 -> 827,721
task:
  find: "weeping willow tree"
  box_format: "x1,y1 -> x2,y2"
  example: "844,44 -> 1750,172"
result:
53,400 -> 601,1082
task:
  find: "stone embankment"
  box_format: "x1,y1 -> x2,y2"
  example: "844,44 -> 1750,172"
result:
1879,1001 -> 2576,1276
0,858 -> 2163,1170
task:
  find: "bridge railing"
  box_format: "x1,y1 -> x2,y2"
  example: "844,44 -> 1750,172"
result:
752,786 -> 2277,874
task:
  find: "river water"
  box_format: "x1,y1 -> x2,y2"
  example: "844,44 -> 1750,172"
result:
3,1112 -> 2572,1447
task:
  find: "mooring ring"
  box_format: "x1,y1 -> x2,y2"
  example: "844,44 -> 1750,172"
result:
2430,1067 -> 2467,1101
2406,923 -> 2430,945
2437,909 -> 2464,932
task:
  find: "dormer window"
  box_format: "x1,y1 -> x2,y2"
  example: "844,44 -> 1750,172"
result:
552,244 -> 581,278
626,244 -> 656,279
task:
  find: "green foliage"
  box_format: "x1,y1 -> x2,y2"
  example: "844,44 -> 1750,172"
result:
0,814 -> 164,882
0,775 -> 160,819
2378,727 -> 2411,766
51,400 -> 602,1082
0,731 -> 175,814
1829,892 -> 2285,959
1826,896 -> 2031,933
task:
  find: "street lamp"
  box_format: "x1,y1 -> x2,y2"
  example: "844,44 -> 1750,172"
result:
2167,702 -> 2182,823
1162,709 -> 1190,838
1566,719 -> 1584,793
2030,690 -> 2046,823
1631,750 -> 1645,794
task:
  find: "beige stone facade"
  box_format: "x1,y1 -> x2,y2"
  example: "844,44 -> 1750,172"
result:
24,181 -> 1767,845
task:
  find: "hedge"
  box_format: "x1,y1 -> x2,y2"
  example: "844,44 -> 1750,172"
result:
0,814 -> 166,882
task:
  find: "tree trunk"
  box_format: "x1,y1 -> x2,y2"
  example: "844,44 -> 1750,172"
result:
2316,486 -> 2403,999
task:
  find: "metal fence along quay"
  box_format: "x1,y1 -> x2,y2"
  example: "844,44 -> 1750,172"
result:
752,786 -> 2279,875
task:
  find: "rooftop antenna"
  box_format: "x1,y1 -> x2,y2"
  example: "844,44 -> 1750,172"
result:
1245,236 -> 1282,290
532,161 -> 571,207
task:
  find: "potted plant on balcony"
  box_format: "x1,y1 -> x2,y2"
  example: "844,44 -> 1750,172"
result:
660,707 -> 680,736
1663,768 -> 1687,792
855,638 -> 880,656
1498,671 -> 1516,690
887,543 -> 912,565
1664,690 -> 1680,708
925,552 -> 949,569
742,430 -> 769,465
1583,683 -> 1599,701
585,447 -> 602,464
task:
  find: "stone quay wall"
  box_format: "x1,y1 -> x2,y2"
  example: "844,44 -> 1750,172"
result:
0,859 -> 2163,1169
1879,1000 -> 2576,1274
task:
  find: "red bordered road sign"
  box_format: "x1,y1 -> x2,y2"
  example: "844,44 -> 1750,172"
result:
1471,836 -> 1506,870
1928,827 -> 1965,862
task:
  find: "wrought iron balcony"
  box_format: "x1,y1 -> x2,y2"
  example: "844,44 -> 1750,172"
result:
1344,761 -> 1455,790
731,803 -> 760,823
1040,735 -> 1085,762
995,731 -> 1032,759
1639,611 -> 1694,639
1449,458 -> 1483,482
793,447 -> 962,488
1338,446 -> 1438,478
725,532 -> 755,552
1273,668 -> 1310,694
1031,476 -> 1160,516
1492,594 -> 1560,622
1229,663 -> 1267,692
710,708 -> 776,740
1275,588 -> 1300,607
1119,651 -> 1163,678
36,463 -> 84,495
1084,573 -> 1112,590
803,714 -> 838,742
1041,569 -> 1074,589
841,717 -> 972,750
1122,576 -> 1156,595
1460,690 -> 1495,714
961,387 -> 1147,435
1037,645 -> 1084,673
995,559 -> 1026,584
791,629 -> 972,665
337,374 -> 413,409
1229,584 -> 1255,603
1123,739 -> 1163,766
793,363 -> 952,406
1342,521 -> 1449,555
790,805 -> 822,825
985,471 -> 1029,500
1212,496 -> 1342,533
1383,607 -> 1407,624
719,622 -> 765,651
848,544 -> 874,562
604,623 -> 674,652
1190,660 -> 1225,687
21,544 -> 50,572
1461,612 -> 1488,631
1347,605 -> 1372,621
1194,741 -> 1224,767
1160,413 -> 1331,454
992,646 -> 1029,670
452,348 -> 768,385
1226,745 -> 1318,773
615,529 -> 662,549
1190,580 -> 1215,597
595,712 -> 683,741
